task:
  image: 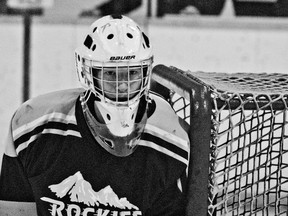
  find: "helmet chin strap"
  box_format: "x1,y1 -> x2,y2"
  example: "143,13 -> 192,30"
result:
94,100 -> 140,137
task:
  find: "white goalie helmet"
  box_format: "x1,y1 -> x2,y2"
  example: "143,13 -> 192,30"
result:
75,14 -> 153,157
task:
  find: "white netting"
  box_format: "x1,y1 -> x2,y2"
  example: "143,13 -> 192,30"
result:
165,68 -> 288,215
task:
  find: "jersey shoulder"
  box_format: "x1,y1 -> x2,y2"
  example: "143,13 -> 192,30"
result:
13,88 -> 83,127
9,88 -> 84,155
141,92 -> 190,166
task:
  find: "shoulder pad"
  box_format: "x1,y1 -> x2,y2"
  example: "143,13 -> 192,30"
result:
141,93 -> 190,166
10,89 -> 83,155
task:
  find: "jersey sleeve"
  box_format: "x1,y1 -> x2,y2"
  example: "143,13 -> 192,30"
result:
144,93 -> 190,215
0,89 -> 81,202
0,115 -> 34,202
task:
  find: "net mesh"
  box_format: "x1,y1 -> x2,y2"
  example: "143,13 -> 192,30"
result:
167,68 -> 288,216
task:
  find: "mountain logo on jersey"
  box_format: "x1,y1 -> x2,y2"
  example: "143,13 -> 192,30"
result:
41,171 -> 141,216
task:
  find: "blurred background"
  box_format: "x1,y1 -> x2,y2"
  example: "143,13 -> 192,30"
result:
1,0 -> 288,155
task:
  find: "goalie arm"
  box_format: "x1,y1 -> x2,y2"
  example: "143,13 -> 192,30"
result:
0,117 -> 36,213
148,170 -> 188,216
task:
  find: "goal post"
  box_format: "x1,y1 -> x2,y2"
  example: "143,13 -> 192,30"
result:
151,64 -> 288,216
151,64 -> 212,215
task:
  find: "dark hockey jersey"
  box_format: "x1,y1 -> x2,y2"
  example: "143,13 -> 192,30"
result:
0,88 -> 190,216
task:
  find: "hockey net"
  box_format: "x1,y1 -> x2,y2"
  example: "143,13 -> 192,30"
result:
151,65 -> 288,216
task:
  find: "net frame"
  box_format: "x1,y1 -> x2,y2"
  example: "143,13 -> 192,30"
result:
151,64 -> 288,216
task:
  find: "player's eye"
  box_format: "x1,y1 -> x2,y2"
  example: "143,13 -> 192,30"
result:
104,70 -> 116,77
129,70 -> 138,75
129,70 -> 141,79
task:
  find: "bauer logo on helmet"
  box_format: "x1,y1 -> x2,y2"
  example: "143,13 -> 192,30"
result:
110,55 -> 136,61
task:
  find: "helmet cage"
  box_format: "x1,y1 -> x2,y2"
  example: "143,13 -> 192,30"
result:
81,57 -> 153,107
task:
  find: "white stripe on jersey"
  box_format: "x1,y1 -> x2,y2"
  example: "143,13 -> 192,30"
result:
144,124 -> 189,152
177,178 -> 183,192
16,128 -> 81,154
13,112 -> 77,140
138,140 -> 189,166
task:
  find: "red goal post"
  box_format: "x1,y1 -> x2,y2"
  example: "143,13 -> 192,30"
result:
151,64 -> 288,216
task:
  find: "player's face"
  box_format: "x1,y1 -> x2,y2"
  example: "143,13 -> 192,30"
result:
94,67 -> 143,101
